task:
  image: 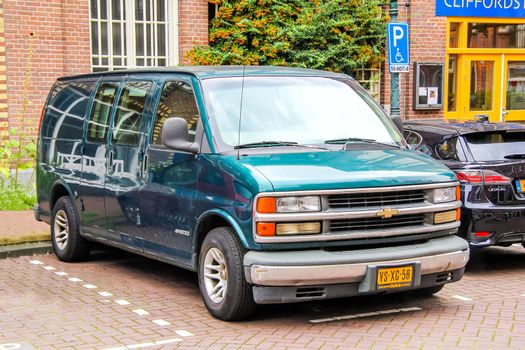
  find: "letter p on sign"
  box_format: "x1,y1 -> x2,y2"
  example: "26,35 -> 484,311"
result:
393,26 -> 404,47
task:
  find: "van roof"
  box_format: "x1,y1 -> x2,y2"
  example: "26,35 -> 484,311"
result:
57,65 -> 349,81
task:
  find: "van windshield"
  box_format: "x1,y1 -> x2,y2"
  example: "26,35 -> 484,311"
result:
202,76 -> 403,150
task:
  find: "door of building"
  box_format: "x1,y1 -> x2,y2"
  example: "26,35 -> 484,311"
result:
462,54 -> 502,122
458,54 -> 525,122
503,55 -> 525,121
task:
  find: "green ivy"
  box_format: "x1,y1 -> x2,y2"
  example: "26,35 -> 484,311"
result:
187,0 -> 388,73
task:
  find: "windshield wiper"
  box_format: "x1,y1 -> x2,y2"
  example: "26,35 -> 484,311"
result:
504,153 -> 525,159
234,141 -> 330,151
324,137 -> 401,149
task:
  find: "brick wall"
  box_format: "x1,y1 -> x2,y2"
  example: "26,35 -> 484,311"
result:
178,0 -> 209,64
3,0 -> 91,144
382,0 -> 447,120
0,0 -> 7,147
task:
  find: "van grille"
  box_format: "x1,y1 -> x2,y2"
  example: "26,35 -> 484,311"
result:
330,214 -> 425,232
327,190 -> 427,209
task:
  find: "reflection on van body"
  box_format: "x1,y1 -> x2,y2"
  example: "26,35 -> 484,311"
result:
36,67 -> 470,321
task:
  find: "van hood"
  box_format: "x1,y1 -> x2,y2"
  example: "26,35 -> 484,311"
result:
237,150 -> 457,192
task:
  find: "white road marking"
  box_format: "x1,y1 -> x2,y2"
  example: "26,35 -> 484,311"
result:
100,338 -> 182,350
452,295 -> 473,301
28,256 -> 195,344
152,319 -> 171,326
174,330 -> 194,337
309,307 -> 422,324
132,309 -> 150,316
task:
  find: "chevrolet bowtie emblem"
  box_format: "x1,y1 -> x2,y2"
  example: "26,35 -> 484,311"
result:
377,208 -> 400,219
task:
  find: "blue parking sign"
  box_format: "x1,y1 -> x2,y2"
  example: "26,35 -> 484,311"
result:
388,23 -> 410,73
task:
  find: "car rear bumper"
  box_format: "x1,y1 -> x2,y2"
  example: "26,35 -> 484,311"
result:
462,206 -> 525,247
243,235 -> 469,303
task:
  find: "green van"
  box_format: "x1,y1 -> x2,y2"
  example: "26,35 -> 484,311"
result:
35,66 -> 469,320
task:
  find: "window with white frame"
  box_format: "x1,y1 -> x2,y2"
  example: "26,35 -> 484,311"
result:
90,0 -> 178,71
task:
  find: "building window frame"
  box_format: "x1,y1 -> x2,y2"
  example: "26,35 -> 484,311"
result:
90,0 -> 179,72
444,17 -> 525,122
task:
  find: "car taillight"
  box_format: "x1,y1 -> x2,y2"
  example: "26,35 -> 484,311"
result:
455,170 -> 511,184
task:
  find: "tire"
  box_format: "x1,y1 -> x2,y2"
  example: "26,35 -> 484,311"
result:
198,226 -> 256,321
51,196 -> 91,262
410,284 -> 444,297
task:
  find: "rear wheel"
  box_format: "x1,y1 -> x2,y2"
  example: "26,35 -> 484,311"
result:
51,196 -> 91,262
198,227 -> 256,321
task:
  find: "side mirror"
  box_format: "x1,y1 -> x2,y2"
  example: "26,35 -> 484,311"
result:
391,115 -> 404,134
403,129 -> 424,151
161,117 -> 199,153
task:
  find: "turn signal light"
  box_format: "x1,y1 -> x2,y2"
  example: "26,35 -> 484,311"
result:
456,186 -> 461,201
455,170 -> 511,184
256,222 -> 276,236
256,197 -> 276,214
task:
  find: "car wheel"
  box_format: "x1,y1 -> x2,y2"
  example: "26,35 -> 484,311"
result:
198,226 -> 256,321
51,196 -> 91,262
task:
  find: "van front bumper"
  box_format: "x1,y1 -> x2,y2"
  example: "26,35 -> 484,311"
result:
243,235 -> 469,304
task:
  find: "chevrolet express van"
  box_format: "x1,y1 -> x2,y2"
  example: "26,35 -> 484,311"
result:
35,67 -> 469,320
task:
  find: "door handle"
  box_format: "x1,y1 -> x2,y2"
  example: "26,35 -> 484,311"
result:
141,153 -> 149,180
107,150 -> 114,174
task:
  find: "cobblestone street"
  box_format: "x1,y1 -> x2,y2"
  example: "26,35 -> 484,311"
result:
1,245 -> 525,350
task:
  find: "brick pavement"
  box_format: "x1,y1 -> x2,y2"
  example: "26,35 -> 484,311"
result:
0,211 -> 49,245
0,245 -> 525,349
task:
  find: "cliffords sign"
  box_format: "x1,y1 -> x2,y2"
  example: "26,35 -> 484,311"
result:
436,0 -> 525,17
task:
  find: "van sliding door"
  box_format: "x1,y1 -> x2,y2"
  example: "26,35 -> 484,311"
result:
80,81 -> 120,239
103,79 -> 153,249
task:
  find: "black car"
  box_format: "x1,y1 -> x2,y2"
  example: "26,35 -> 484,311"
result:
404,119 -> 525,248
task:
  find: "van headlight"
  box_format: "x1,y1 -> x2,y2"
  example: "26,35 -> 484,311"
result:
431,186 -> 460,203
256,196 -> 321,213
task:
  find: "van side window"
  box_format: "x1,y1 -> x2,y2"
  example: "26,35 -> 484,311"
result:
87,83 -> 118,143
112,81 -> 152,146
42,81 -> 96,140
152,80 -> 199,145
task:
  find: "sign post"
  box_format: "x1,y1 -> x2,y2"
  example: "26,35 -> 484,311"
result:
389,1 -> 409,120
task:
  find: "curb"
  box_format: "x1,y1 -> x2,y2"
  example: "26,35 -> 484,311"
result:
0,241 -> 53,259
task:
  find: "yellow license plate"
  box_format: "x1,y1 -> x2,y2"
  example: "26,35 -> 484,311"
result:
377,265 -> 414,289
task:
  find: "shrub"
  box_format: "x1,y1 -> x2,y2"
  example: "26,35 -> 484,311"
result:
187,0 -> 388,73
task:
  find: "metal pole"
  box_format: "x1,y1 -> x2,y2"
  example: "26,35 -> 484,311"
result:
389,0 -> 401,119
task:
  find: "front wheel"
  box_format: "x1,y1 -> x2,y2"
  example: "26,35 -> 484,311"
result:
198,227 -> 256,321
51,196 -> 91,262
